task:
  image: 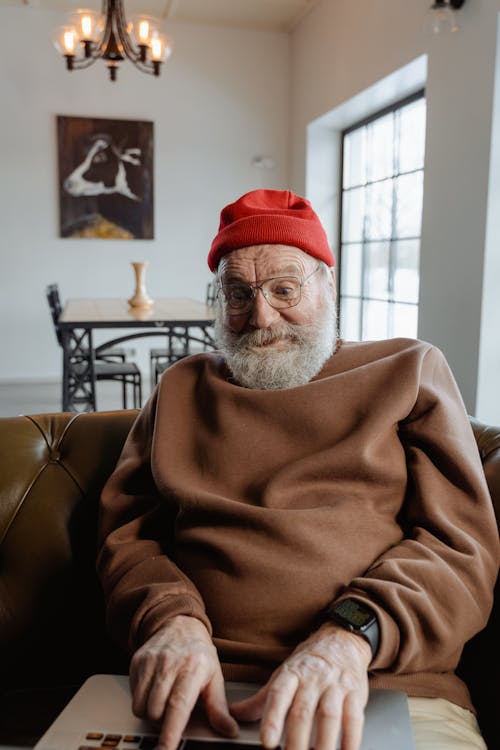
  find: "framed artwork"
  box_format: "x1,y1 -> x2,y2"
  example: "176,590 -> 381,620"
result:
57,115 -> 154,239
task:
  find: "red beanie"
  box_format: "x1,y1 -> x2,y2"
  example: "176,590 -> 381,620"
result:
208,189 -> 335,271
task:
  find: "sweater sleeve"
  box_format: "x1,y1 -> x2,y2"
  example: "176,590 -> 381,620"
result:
97,388 -> 212,653
337,345 -> 500,674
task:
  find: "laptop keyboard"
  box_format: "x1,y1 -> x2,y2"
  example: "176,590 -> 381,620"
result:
79,733 -> 264,750
79,732 -> 159,750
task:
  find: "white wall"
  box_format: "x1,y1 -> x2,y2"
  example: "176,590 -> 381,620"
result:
0,7 -> 289,381
3,1 -> 500,421
290,0 -> 500,421
477,13 -> 500,420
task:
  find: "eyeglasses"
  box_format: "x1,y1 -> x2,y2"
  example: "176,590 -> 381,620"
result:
219,264 -> 321,315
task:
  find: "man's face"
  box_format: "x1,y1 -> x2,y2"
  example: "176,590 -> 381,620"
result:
217,244 -> 329,337
214,244 -> 337,390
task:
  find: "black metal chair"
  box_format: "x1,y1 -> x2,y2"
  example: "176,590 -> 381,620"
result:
149,327 -> 191,390
206,280 -> 217,305
46,284 -> 142,410
149,282 -> 217,388
46,284 -> 129,364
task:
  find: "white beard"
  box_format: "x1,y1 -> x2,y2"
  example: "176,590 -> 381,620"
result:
214,294 -> 337,390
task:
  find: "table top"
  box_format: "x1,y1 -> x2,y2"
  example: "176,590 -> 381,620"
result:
59,297 -> 215,328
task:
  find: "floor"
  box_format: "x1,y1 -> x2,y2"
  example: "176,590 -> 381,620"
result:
0,379 -> 141,417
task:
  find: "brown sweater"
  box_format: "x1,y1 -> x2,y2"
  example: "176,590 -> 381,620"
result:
97,338 -> 499,711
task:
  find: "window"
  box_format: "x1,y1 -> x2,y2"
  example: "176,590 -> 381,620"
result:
339,93 -> 426,341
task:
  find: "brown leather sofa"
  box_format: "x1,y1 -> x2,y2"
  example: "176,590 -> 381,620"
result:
0,411 -> 498,748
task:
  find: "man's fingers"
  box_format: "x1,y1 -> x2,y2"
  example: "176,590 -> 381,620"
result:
145,667 -> 177,722
229,683 -> 268,722
339,692 -> 365,750
130,652 -> 156,718
203,672 -> 239,737
158,672 -> 203,750
260,673 -> 299,748
283,685 -> 318,750
314,687 -> 342,750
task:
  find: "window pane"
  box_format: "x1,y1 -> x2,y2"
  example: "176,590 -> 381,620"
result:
395,172 -> 423,238
362,300 -> 388,340
340,243 -> 362,297
339,95 -> 425,343
340,296 -> 361,341
366,113 -> 394,182
365,181 -> 393,240
343,128 -> 366,189
398,99 -> 426,173
365,242 -> 390,300
342,187 -> 365,243
393,240 -> 420,303
392,303 -> 418,338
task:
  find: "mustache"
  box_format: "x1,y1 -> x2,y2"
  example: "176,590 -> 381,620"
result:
236,322 -> 312,348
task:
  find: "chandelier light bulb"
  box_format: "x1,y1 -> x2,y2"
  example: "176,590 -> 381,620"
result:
71,9 -> 101,42
129,14 -> 160,47
81,15 -> 92,37
52,26 -> 78,56
138,20 -> 150,43
64,29 -> 76,53
150,33 -> 172,63
151,36 -> 162,60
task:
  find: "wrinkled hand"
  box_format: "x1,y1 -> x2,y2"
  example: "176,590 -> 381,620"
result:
129,615 -> 239,750
230,623 -> 371,750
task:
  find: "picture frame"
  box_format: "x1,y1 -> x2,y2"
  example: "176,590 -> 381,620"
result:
57,115 -> 154,239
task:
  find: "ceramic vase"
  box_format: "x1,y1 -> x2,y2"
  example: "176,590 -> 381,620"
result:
128,261 -> 153,308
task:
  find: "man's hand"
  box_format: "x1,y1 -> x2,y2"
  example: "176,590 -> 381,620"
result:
230,623 -> 371,750
129,615 -> 239,750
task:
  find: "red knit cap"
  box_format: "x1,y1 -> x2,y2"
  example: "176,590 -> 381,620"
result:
207,189 -> 335,271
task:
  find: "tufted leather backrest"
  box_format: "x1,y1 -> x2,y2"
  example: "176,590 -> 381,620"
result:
0,410 -> 137,693
458,418 -> 500,748
0,410 -> 498,743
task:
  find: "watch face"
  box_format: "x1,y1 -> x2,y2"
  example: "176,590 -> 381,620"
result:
335,599 -> 375,629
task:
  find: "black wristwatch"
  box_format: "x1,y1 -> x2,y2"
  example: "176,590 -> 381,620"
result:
327,598 -> 380,660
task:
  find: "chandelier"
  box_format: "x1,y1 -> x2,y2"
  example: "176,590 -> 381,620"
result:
53,1 -> 173,81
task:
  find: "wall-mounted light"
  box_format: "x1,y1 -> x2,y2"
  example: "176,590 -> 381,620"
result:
251,156 -> 276,169
424,0 -> 466,35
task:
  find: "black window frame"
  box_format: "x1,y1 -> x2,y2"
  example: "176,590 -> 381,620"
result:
337,89 -> 426,341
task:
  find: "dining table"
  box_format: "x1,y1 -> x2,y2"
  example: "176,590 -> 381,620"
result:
59,297 -> 216,412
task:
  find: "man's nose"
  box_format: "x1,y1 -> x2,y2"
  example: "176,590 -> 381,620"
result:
248,288 -> 282,328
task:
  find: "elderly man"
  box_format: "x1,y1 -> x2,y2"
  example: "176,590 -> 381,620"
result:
97,189 -> 499,750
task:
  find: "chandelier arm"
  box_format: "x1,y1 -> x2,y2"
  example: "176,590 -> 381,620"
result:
129,59 -> 160,75
114,0 -> 142,63
98,0 -> 122,61
101,0 -> 113,53
70,55 -> 101,70
79,23 -> 108,65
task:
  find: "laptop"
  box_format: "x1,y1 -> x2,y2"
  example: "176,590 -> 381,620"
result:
34,674 -> 414,750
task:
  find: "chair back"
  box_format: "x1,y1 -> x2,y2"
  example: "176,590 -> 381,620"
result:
46,283 -> 63,347
206,281 -> 217,305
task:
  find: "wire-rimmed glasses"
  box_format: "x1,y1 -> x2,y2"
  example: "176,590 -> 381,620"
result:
219,264 -> 321,315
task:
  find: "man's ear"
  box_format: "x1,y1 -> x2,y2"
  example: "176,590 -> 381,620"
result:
329,268 -> 337,300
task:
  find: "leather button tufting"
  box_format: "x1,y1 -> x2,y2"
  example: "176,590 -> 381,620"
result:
49,450 -> 61,463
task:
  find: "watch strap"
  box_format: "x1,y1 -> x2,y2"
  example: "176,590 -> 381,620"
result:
327,598 -> 380,661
